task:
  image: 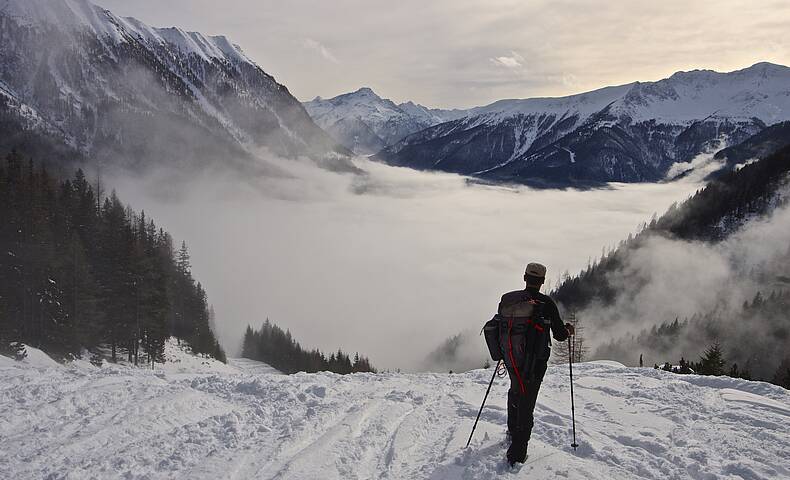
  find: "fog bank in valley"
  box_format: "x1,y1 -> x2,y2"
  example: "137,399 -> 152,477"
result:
109,155 -> 706,370
581,188 -> 790,375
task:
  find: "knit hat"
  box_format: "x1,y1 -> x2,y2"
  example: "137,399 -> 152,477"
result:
525,262 -> 547,278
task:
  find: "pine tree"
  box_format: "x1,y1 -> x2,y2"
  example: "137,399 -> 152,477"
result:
62,231 -> 101,351
208,305 -> 217,334
242,325 -> 256,358
553,310 -> 587,364
698,342 -> 726,376
212,340 -> 227,363
771,358 -> 790,389
0,155 -> 226,364
177,241 -> 191,275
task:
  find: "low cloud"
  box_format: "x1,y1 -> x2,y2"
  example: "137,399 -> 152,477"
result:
490,51 -> 524,69
561,73 -> 580,89
577,190 -> 790,376
302,38 -> 339,64
108,155 -> 704,371
665,138 -> 728,179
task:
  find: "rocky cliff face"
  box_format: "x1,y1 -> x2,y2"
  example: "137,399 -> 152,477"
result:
0,0 -> 350,171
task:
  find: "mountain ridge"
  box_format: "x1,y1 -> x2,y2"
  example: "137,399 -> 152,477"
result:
372,62 -> 790,186
0,0 -> 352,173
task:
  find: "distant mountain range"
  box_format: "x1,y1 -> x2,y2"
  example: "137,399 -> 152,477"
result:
3,0 -> 789,188
303,88 -> 464,155
0,0 -> 351,172
309,63 -> 790,187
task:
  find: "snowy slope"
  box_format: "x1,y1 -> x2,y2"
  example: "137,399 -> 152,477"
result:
463,62 -> 790,125
1,350 -> 787,479
158,339 -> 275,375
228,357 -> 283,375
0,0 -> 349,170
0,339 -> 281,375
303,88 -> 462,154
1,0 -> 255,74
377,63 -> 790,186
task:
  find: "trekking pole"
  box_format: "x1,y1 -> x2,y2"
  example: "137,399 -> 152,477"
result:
568,337 -> 579,451
466,360 -> 502,448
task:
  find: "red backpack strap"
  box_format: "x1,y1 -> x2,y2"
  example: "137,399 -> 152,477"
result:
507,316 -> 527,395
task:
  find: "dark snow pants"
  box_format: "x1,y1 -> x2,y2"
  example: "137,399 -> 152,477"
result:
506,361 -> 548,443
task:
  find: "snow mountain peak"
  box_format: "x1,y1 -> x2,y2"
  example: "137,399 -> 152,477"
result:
352,86 -> 378,96
735,61 -> 789,75
303,89 -> 466,155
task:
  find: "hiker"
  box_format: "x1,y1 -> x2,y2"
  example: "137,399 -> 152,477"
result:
640,354 -> 643,368
486,262 -> 574,466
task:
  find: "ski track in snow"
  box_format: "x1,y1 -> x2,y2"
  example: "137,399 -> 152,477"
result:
1,352 -> 788,480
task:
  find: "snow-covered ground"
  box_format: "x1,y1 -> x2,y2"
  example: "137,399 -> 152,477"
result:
1,347 -> 788,479
227,357 -> 283,376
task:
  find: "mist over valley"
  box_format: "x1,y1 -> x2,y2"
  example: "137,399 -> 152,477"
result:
108,155 -> 710,370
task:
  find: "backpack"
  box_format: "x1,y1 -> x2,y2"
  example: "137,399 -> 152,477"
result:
483,293 -> 551,384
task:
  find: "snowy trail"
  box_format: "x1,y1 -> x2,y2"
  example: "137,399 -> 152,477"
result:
1,352 -> 788,480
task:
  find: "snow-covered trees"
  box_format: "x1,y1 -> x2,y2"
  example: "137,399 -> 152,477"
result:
0,152 -> 226,364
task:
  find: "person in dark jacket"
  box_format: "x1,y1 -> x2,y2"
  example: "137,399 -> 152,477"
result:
497,262 -> 574,466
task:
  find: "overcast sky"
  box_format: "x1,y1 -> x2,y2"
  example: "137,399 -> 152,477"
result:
95,0 -> 789,108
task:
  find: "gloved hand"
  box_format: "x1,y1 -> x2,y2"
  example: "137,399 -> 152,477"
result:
565,323 -> 575,336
